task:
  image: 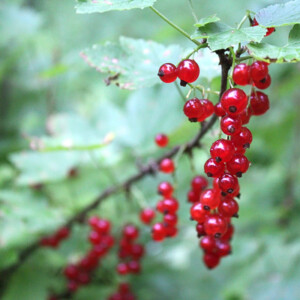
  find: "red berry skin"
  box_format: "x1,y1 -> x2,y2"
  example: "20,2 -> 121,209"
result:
250,61 -> 269,81
130,244 -> 145,260
252,18 -> 275,37
158,63 -> 178,83
159,158 -> 175,173
117,262 -> 129,275
200,189 -> 221,210
232,63 -> 250,86
163,214 -> 178,226
253,74 -> 271,89
227,154 -> 250,177
94,219 -> 111,234
204,214 -> 227,238
77,271 -> 91,285
190,202 -> 209,223
156,200 -> 165,213
79,255 -> 98,271
140,208 -> 156,224
220,115 -> 242,136
123,224 -> 139,240
200,235 -> 217,253
155,133 -> 169,147
89,231 -> 102,245
210,139 -> 235,163
214,102 -> 226,117
203,252 -> 220,269
152,223 -> 166,241
220,88 -> 248,115
187,189 -> 199,203
158,181 -> 173,197
64,265 -> 79,280
128,260 -> 141,274
183,98 -> 203,121
250,91 -> 270,115
88,216 -> 100,228
196,223 -> 206,237
67,281 -> 79,293
177,59 -> 200,86
231,127 -> 253,149
240,107 -> 252,125
215,240 -> 231,257
56,227 -> 70,240
204,158 -> 225,178
191,175 -> 208,192
162,198 -> 179,214
197,99 -> 214,122
118,282 -> 130,294
218,198 -> 239,218
222,223 -> 234,240
165,225 -> 178,237
218,173 -> 239,194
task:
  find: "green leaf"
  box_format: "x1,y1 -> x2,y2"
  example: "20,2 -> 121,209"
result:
81,37 -> 182,89
255,0 -> 300,28
75,0 -> 157,14
192,22 -> 266,51
194,14 -> 220,27
289,24 -> 300,44
247,42 -> 300,63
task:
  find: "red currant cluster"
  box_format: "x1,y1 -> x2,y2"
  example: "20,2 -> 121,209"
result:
108,282 -> 136,300
61,217 -> 114,295
158,59 -> 200,86
116,224 -> 145,276
40,226 -> 70,248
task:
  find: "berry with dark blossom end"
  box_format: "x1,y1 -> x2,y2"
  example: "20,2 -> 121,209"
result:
253,74 -> 271,89
232,63 -> 251,86
204,214 -> 227,238
227,154 -> 250,177
218,198 -> 239,218
210,139 -> 235,163
215,240 -> 231,257
250,91 -> 270,115
190,202 -> 209,223
250,61 -> 269,81
204,158 -> 225,178
196,223 -> 206,237
197,99 -> 214,122
177,59 -> 200,86
203,252 -> 220,269
159,158 -> 175,173
220,88 -> 248,115
231,127 -> 253,149
191,175 -> 208,192
220,115 -> 242,136
158,63 -> 178,83
162,197 -> 179,214
200,235 -> 217,253
158,181 -> 174,197
163,214 -> 178,226
151,223 -> 166,241
214,102 -> 226,117
140,208 -> 156,224
219,173 -> 239,194
200,189 -> 221,210
183,98 -> 204,122
252,18 -> 275,37
155,133 -> 169,147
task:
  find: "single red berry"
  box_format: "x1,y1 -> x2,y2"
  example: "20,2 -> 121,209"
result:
250,61 -> 269,81
197,99 -> 214,122
253,74 -> 271,89
183,98 -> 204,122
203,252 -> 220,269
187,189 -> 199,203
130,244 -> 145,260
159,158 -> 175,173
165,225 -> 178,237
64,265 -> 79,280
89,231 -> 102,245
94,219 -> 111,234
222,223 -> 234,240
235,146 -> 246,155
200,235 -> 217,253
231,127 -> 253,149
158,181 -> 173,197
240,107 -> 252,125
232,63 -> 250,86
215,240 -> 231,257
204,158 -> 225,178
177,59 -> 200,86
250,91 -> 270,115
140,208 -> 156,224
162,197 -> 179,214
214,102 -> 226,117
163,214 -> 178,227
117,262 -> 129,275
227,154 -> 250,177
151,223 -> 166,241
79,255 -> 98,271
123,224 -> 139,240
155,133 -> 169,147
88,216 -> 100,228
56,227 -> 70,240
218,198 -> 239,218
191,175 -> 208,192
220,88 -> 248,115
190,202 -> 209,223
200,189 -> 221,210
204,214 -> 227,238
220,115 -> 242,136
218,173 -> 239,194
127,260 -> 141,274
195,223 -> 206,237
158,63 -> 178,83
210,139 -> 235,163
102,234 -> 115,248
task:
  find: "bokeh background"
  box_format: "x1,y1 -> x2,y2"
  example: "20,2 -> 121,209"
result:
1,0 -> 300,299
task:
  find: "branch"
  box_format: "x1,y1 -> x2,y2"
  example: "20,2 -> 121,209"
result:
0,50 -> 231,296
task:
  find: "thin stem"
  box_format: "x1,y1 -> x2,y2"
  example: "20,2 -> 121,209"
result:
188,0 -> 198,23
237,11 -> 250,30
236,55 -> 252,62
174,81 -> 187,102
229,47 -> 236,78
150,6 -> 201,46
185,43 -> 208,59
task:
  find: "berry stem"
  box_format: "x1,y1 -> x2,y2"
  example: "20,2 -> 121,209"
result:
185,43 -> 208,59
235,55 -> 253,62
187,0 -> 198,23
150,6 -> 202,46
237,11 -> 250,30
174,81 -> 188,102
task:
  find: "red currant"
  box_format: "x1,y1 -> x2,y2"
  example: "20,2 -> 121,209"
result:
250,91 -> 270,115
177,59 -> 200,86
220,115 -> 242,135
200,235 -> 217,253
203,252 -> 220,269
191,175 -> 208,192
157,181 -> 173,197
183,98 -> 203,122
250,61 -> 269,81
204,158 -> 225,178
190,202 -> 209,223
231,127 -> 253,149
218,198 -> 239,218
232,63 -> 250,86
197,99 -> 214,122
158,63 -> 178,83
151,223 -> 166,241
162,197 -> 179,214
159,158 -> 175,173
123,224 -> 139,240
163,214 -> 178,226
187,190 -> 199,203
220,88 -> 248,115
218,173 -> 239,194
227,154 -> 250,177
214,102 -> 226,117
155,133 -> 169,147
253,74 -> 271,89
210,139 -> 235,163
140,208 -> 156,224
252,18 -> 275,37
200,189 -> 221,210
204,214 -> 227,238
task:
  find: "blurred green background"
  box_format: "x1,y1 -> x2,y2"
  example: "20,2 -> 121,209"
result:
0,0 -> 300,299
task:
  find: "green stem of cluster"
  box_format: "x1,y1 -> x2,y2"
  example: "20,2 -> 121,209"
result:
236,55 -> 252,62
185,43 -> 208,59
150,6 -> 202,46
237,11 -> 250,30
